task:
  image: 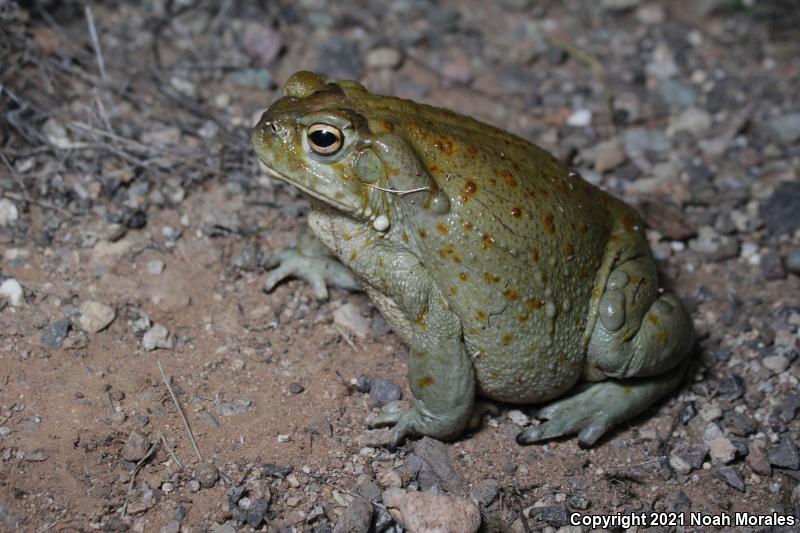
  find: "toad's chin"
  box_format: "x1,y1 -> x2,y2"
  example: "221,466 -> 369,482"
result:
257,160 -> 358,216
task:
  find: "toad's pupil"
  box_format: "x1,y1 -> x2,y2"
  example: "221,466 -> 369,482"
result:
310,129 -> 338,147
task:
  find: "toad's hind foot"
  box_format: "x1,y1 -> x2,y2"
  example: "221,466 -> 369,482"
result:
516,359 -> 689,447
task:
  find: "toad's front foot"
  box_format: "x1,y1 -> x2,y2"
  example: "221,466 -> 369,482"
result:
366,405 -> 470,448
516,360 -> 688,447
263,248 -> 359,300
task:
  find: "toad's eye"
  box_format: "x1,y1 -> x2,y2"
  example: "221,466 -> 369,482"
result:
307,123 -> 343,155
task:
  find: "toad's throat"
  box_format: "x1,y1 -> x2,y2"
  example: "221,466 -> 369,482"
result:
257,160 -> 355,214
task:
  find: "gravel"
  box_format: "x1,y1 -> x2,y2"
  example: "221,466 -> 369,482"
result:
469,478 -> 499,506
767,436 -> 800,470
333,497 -> 372,533
413,437 -> 461,492
714,466 -> 745,491
122,431 -> 150,462
399,492 -> 480,533
41,319 -> 71,349
334,303 -> 371,339
0,199 -> 19,227
767,112 -> 800,144
368,377 -> 402,407
142,324 -> 174,350
194,462 -> 219,488
78,301 -> 116,333
760,182 -> 800,237
669,441 -> 709,474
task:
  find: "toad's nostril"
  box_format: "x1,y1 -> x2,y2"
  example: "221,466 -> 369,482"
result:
270,122 -> 280,133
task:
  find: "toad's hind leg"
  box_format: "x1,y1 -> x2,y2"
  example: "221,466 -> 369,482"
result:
518,254 -> 695,447
516,359 -> 689,447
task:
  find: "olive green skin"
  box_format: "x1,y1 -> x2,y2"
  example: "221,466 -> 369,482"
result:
253,71 -> 694,446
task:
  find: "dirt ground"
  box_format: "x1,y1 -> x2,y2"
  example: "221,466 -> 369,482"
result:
1,1 -> 799,532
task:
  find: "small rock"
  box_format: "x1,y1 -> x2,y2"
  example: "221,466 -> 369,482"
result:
780,393 -> 800,421
591,139 -> 626,173
41,319 -> 71,348
507,409 -> 530,426
688,226 -> 739,261
723,411 -> 756,436
747,441 -> 772,476
667,107 -> 712,137
600,0 -> 641,11
0,278 -> 23,306
78,301 -> 116,333
307,415 -> 333,437
215,400 -> 253,417
657,79 -> 697,109
122,431 -> 150,462
261,463 -> 292,478
0,198 -> 19,227
680,401 -> 697,424
26,448 -> 48,461
142,324 -> 174,351
714,465 -> 745,491
194,462 -> 219,488
760,250 -> 786,280
699,403 -> 722,422
531,505 -> 569,526
786,249 -> 800,275
242,23 -> 282,66
188,480 -> 201,492
760,182 -> 800,237
399,492 -> 480,533
147,260 -> 165,275
566,109 -> 592,127
767,112 -> 800,144
622,128 -> 671,157
669,441 -> 709,474
709,437 -> 736,464
365,47 -> 403,70
767,436 -> 800,470
334,303 -> 371,339
763,354 -> 790,373
369,377 -> 402,407
246,498 -> 269,528
469,478 -> 499,506
333,497 -> 372,533
568,494 -> 590,510
212,522 -> 237,533
413,437 -> 461,492
289,382 -> 305,394
0,502 -> 20,530
639,199 -> 697,241
160,521 -> 180,533
717,374 -> 745,401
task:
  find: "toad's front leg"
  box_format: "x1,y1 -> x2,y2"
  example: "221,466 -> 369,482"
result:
367,284 -> 476,446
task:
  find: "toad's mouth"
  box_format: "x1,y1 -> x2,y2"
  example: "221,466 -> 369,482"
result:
257,160 -> 357,215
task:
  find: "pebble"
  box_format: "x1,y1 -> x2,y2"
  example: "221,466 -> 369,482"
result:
0,198 -> 19,227
159,520 -> 180,533
142,324 -> 174,350
188,480 -> 201,493
568,494 -> 590,510
622,128 -> 671,157
26,448 -> 48,462
760,250 -> 786,280
122,431 -> 150,462
399,492 -> 480,533
747,440 -> 772,475
762,354 -> 790,373
334,303 -> 371,339
530,505 -> 569,526
669,441 -> 709,474
289,382 -> 304,394
786,249 -> 800,275
469,478 -> 499,506
657,79 -> 697,109
566,109 -> 592,127
688,226 -> 739,262
760,182 -> 800,237
194,461 -> 219,488
41,319 -> 71,348
767,112 -> 800,144
600,0 -> 641,11
369,377 -> 402,407
212,522 -> 237,533
147,259 -> 165,275
714,466 -> 745,491
0,278 -> 23,306
413,437 -> 461,492
242,22 -> 282,66
333,497 -> 372,533
709,437 -> 736,464
767,436 -> 800,469
591,139 -> 626,173
365,47 -> 403,70
507,409 -> 530,426
78,301 -> 116,333
717,374 -> 746,401
246,498 -> 269,528
699,403 -> 722,422
667,107 -> 712,137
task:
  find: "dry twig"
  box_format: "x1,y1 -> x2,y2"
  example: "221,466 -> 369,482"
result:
157,359 -> 203,463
